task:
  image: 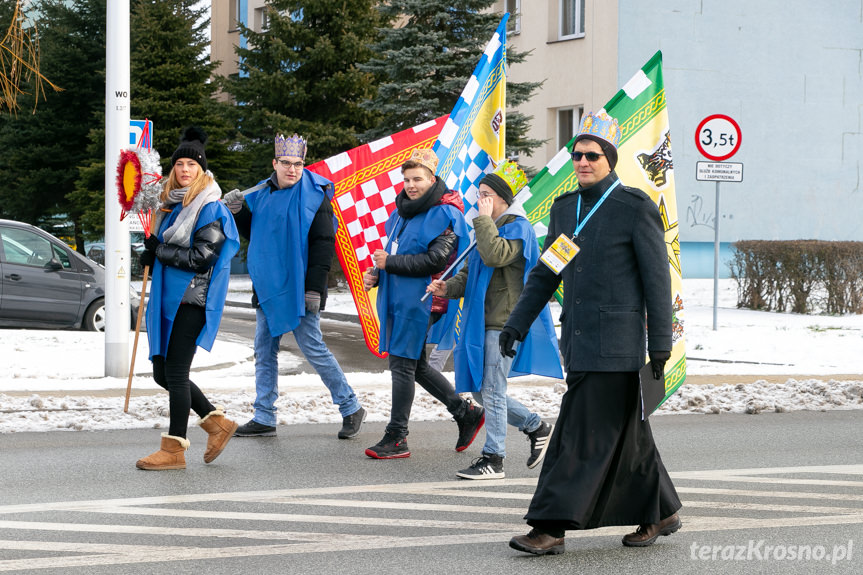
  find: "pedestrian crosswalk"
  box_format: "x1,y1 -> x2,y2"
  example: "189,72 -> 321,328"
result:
0,465 -> 860,572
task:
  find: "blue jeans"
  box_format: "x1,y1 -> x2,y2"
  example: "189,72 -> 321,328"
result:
253,308 -> 360,426
470,329 -> 541,458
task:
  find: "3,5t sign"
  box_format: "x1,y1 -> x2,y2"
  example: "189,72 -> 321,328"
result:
695,114 -> 741,161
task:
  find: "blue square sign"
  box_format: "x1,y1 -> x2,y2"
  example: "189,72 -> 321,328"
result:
129,119 -> 153,148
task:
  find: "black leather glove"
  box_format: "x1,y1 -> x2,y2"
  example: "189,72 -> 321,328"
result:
138,249 -> 155,268
499,326 -> 521,358
144,234 -> 160,252
649,350 -> 671,380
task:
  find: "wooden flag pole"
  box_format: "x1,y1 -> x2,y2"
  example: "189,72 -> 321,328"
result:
124,264 -> 149,413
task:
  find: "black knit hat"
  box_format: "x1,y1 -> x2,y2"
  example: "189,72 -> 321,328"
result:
479,173 -> 514,205
171,126 -> 208,171
574,134 -> 618,170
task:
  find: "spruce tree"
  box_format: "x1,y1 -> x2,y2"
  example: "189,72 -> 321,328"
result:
361,1 -> 543,165
221,0 -> 384,173
70,0 -> 240,241
0,0 -> 105,244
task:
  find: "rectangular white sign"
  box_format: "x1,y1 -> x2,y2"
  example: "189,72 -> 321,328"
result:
127,214 -> 144,233
696,161 -> 743,182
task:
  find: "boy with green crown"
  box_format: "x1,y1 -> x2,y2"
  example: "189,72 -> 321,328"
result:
428,161 -> 562,480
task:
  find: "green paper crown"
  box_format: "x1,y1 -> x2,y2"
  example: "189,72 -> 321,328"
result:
491,161 -> 528,195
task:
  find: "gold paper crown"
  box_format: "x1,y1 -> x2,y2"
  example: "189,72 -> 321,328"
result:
407,148 -> 439,174
490,161 -> 528,196
275,133 -> 307,159
577,110 -> 621,148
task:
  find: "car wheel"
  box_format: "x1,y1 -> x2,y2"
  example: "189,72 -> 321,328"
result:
83,298 -> 106,332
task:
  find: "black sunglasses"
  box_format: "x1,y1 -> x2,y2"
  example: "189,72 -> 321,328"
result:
570,151 -> 605,162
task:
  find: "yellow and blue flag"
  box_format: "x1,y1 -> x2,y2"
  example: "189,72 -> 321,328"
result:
429,15 -> 509,348
433,14 -> 508,223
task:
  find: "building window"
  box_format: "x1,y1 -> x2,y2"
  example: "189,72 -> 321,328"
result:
229,0 -> 241,31
506,0 -> 521,35
557,106 -> 582,150
559,0 -> 585,40
254,7 -> 270,32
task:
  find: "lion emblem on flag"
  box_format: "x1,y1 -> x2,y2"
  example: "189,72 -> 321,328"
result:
637,131 -> 673,189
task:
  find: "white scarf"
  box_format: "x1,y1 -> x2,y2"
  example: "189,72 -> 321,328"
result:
155,172 -> 222,247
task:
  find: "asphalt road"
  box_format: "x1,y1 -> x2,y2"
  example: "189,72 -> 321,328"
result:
0,410 -> 861,574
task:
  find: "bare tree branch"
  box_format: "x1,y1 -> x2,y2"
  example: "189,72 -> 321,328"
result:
1,0 -> 61,114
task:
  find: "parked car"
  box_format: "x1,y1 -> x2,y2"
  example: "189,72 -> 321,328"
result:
87,239 -> 146,277
0,219 -> 139,331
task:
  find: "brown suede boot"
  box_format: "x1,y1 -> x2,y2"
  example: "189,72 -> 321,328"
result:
198,407 -> 239,463
136,434 -> 189,470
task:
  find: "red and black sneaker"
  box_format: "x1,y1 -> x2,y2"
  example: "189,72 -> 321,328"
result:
455,400 -> 485,452
365,431 -> 410,459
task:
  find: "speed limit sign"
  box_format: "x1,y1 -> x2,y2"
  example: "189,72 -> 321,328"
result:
695,114 -> 741,161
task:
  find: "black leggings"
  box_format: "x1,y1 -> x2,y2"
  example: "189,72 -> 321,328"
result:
152,304 -> 215,438
386,344 -> 466,437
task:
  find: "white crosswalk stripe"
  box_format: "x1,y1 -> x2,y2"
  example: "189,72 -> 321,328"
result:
0,465 -> 861,571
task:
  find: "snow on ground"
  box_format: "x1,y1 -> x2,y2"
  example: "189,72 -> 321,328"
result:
1,278 -> 862,433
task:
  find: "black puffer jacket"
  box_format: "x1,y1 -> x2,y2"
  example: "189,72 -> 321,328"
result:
154,220 -> 226,307
384,231 -> 457,277
383,179 -> 459,278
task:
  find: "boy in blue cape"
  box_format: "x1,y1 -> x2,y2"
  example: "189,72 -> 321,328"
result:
224,134 -> 366,439
362,149 -> 485,459
428,162 -> 563,480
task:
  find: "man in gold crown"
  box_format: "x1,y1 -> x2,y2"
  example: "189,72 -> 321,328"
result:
427,161 -> 562,480
362,148 -> 484,459
502,111 -> 681,555
224,134 -> 366,440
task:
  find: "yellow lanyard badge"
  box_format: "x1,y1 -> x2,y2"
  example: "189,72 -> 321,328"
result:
539,179 -> 620,275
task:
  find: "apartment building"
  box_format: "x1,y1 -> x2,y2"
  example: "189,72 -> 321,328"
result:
210,1 -> 863,276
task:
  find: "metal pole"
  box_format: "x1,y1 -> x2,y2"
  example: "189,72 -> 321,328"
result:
713,181 -> 720,331
104,1 -> 131,376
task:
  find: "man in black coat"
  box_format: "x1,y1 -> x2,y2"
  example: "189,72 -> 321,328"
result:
501,111 -> 682,556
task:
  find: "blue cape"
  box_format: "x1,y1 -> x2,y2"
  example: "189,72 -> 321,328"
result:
377,204 -> 469,359
245,170 -> 334,337
453,215 -> 563,392
146,200 -> 240,359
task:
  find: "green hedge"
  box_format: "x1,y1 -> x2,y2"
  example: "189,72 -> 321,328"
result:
730,240 -> 863,314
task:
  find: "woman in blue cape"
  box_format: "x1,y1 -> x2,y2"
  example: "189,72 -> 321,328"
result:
136,127 -> 240,471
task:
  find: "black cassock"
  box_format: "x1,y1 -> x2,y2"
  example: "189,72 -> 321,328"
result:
525,371 -> 681,529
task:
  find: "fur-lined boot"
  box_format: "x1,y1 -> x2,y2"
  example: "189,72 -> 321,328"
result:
136,433 -> 189,470
198,407 -> 239,463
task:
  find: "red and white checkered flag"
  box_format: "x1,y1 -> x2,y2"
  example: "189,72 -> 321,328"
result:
307,116 -> 448,357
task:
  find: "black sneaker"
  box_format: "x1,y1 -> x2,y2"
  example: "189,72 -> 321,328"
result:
365,431 -> 410,459
526,421 -> 554,469
456,453 -> 505,480
338,407 -> 367,439
234,419 -> 277,437
454,400 -> 485,452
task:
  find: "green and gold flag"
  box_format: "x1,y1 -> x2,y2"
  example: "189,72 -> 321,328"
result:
520,51 -> 686,408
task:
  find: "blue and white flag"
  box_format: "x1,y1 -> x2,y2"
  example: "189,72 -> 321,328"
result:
428,15 -> 508,348
433,14 -> 508,224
